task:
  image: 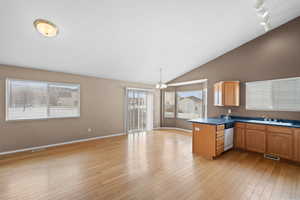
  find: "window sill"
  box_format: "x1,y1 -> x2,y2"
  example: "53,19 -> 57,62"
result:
5,115 -> 80,122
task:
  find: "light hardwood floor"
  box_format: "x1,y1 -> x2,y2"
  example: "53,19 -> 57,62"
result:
0,130 -> 300,200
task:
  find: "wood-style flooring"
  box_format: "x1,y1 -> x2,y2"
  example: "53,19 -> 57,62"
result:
0,130 -> 300,200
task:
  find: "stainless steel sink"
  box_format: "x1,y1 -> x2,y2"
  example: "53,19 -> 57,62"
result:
247,120 -> 292,126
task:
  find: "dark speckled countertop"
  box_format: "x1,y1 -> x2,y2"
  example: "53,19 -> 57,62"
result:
189,116 -> 300,128
188,118 -> 235,125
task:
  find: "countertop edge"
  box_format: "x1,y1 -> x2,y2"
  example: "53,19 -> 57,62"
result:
189,119 -> 300,128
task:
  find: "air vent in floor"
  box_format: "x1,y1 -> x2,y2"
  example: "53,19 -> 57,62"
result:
264,154 -> 280,161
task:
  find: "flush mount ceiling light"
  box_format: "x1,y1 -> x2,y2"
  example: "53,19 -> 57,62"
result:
34,19 -> 58,37
156,68 -> 168,89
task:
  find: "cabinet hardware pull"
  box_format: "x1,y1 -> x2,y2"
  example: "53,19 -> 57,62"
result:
195,127 -> 201,131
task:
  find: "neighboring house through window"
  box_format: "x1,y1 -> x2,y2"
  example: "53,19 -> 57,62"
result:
163,80 -> 207,120
177,90 -> 204,119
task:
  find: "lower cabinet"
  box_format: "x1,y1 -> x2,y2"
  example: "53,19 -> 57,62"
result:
266,132 -> 293,160
234,127 -> 245,149
234,124 -> 299,162
294,129 -> 300,162
245,129 -> 266,153
192,123 -> 224,159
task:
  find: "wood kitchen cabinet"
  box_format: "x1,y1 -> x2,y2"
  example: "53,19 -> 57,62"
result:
192,123 -> 224,159
266,126 -> 293,160
267,132 -> 293,160
214,81 -> 240,107
192,121 -> 300,163
234,124 -> 246,149
294,129 -> 300,162
245,129 -> 266,153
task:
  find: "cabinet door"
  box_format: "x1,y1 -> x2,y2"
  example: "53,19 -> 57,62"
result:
245,129 -> 266,153
234,127 -> 245,149
192,124 -> 216,159
192,125 -> 202,154
294,129 -> 300,161
224,82 -> 240,106
267,132 -> 293,159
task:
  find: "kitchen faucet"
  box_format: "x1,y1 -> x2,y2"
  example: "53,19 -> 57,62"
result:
225,109 -> 232,120
262,114 -> 269,121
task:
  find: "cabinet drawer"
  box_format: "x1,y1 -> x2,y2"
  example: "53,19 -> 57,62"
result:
216,145 -> 224,155
246,123 -> 266,131
216,131 -> 224,138
267,126 -> 293,134
235,122 -> 246,128
217,125 -> 225,131
216,136 -> 224,146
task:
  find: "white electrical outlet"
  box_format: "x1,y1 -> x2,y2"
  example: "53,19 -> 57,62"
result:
88,128 -> 92,132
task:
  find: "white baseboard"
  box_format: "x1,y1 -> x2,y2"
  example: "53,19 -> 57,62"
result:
154,127 -> 192,133
0,133 -> 126,156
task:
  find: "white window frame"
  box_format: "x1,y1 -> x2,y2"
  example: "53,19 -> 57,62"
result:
163,91 -> 176,118
6,78 -> 81,121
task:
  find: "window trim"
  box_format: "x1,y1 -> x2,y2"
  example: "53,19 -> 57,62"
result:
163,91 -> 176,119
5,78 -> 81,122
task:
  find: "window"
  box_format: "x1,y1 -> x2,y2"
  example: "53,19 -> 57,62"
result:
246,77 -> 300,111
164,91 -> 175,118
6,79 -> 80,121
177,90 -> 204,119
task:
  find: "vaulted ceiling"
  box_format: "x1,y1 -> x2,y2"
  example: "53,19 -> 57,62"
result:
0,0 -> 299,84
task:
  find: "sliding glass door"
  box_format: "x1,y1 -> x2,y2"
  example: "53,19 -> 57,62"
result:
125,88 -> 153,133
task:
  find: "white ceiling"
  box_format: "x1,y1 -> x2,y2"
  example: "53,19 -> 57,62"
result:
0,0 -> 299,84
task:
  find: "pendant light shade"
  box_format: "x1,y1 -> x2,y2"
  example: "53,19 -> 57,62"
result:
254,0 -> 265,9
156,68 -> 168,89
254,0 -> 271,32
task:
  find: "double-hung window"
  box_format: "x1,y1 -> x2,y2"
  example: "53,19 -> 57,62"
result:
6,79 -> 80,121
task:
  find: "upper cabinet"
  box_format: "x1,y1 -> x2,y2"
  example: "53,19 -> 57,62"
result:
214,81 -> 240,106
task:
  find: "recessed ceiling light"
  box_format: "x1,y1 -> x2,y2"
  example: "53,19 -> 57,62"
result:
33,19 -> 58,37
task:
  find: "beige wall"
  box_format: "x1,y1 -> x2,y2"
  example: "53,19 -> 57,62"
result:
163,17 -> 300,129
0,65 -> 160,152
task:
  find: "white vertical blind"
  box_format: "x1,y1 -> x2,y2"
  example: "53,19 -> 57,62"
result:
125,88 -> 153,133
246,77 -> 300,111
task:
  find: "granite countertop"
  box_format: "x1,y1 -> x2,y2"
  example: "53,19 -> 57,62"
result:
189,116 -> 300,128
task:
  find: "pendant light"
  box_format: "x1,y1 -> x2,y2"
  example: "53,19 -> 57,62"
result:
156,68 -> 168,89
254,0 -> 271,32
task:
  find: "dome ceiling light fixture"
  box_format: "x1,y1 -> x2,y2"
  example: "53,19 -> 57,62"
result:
34,19 -> 58,37
254,0 -> 271,32
156,68 -> 168,89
